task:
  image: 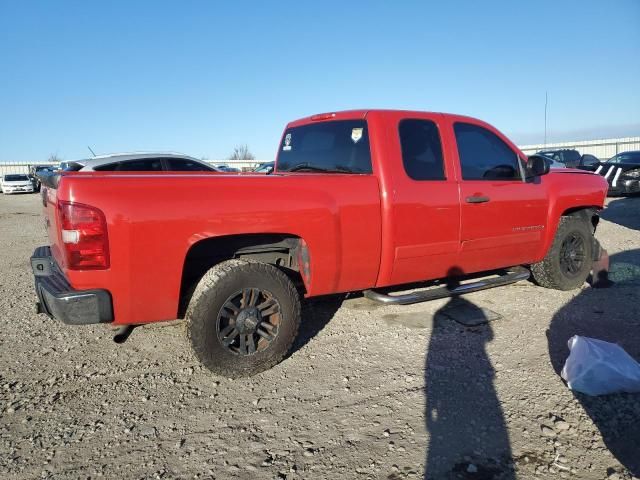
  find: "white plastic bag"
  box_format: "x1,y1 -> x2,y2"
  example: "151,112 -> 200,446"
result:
561,335 -> 640,396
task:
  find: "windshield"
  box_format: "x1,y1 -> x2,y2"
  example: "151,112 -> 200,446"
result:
4,174 -> 29,181
607,152 -> 640,164
562,150 -> 581,163
276,120 -> 372,173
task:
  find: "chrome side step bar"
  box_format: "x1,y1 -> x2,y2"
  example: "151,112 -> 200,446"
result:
363,266 -> 530,305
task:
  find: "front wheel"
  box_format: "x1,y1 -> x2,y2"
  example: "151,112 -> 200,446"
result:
186,259 -> 301,378
531,216 -> 594,290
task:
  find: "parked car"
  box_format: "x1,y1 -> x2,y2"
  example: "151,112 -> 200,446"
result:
215,165 -> 242,173
253,161 -> 275,174
535,153 -> 565,169
580,150 -> 640,196
536,149 -> 599,168
62,153 -> 220,172
28,164 -> 56,191
1,173 -> 35,194
31,109 -> 608,378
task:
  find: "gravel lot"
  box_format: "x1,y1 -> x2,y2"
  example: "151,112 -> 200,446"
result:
1,193 -> 639,480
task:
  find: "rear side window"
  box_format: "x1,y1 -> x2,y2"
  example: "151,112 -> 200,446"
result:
276,120 -> 372,173
399,119 -> 445,180
95,159 -> 164,171
454,123 -> 521,180
165,158 -> 212,171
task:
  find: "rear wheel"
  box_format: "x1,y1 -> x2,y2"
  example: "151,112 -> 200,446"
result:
531,216 -> 594,290
186,259 -> 301,378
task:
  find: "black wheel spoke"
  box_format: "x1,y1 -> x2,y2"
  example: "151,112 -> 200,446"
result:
222,328 -> 239,347
219,324 -> 235,338
222,300 -> 239,316
239,334 -> 247,354
259,300 -> 280,317
257,326 -> 275,341
259,321 -> 276,332
247,334 -> 257,354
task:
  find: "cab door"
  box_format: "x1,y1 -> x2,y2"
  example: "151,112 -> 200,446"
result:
381,113 -> 462,286
446,118 -> 549,274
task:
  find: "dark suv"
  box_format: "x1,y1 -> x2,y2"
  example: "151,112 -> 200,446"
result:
537,149 -> 599,168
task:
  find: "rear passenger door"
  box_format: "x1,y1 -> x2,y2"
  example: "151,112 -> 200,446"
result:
387,114 -> 461,285
451,121 -> 549,273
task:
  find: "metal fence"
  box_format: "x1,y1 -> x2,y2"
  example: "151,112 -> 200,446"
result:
0,161 -> 52,177
518,137 -> 640,160
0,159 -> 268,177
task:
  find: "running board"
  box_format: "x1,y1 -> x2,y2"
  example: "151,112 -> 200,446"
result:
363,266 -> 530,305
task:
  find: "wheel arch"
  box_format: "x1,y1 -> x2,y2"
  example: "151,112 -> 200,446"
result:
539,205 -> 601,262
178,233 -> 310,318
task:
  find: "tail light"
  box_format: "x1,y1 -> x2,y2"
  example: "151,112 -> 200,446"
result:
58,201 -> 110,269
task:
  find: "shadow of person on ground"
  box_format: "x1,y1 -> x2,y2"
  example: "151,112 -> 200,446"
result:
601,196 -> 640,231
547,248 -> 640,476
424,270 -> 514,480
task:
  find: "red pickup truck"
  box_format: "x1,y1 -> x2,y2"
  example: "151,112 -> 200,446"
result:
32,110 -> 608,377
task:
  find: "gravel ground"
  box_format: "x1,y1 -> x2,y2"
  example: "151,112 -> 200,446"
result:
0,193 -> 639,480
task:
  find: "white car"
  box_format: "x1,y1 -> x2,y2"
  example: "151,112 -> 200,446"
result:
1,174 -> 35,194
62,153 -> 220,172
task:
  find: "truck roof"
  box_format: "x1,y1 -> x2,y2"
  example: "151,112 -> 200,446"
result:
286,109 -> 485,128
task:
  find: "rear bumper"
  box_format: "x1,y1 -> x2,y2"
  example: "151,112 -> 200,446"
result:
31,246 -> 113,325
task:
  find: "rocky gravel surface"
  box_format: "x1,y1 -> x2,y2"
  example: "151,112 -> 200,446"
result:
1,193 -> 639,480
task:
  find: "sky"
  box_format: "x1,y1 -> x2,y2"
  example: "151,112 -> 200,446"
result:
1,0 -> 639,162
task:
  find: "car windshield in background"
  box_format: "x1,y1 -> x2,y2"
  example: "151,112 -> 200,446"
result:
608,152 -> 640,164
563,150 -> 581,164
4,174 -> 29,181
276,120 -> 372,173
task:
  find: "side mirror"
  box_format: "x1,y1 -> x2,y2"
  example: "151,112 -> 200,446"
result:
525,155 -> 550,178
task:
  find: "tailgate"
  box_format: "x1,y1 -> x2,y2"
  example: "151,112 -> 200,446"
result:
38,172 -> 65,269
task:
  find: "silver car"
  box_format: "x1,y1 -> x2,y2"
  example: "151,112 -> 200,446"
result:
1,174 -> 35,194
63,153 -> 220,172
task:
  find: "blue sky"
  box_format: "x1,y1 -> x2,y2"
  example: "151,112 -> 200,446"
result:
1,0 -> 639,162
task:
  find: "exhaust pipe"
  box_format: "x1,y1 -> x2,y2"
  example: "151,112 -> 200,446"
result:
113,325 -> 136,344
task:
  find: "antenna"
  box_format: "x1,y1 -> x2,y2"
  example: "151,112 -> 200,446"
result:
87,146 -> 96,157
544,92 -> 548,148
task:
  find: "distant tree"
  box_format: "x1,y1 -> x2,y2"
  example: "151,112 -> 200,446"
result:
47,153 -> 61,164
228,145 -> 255,161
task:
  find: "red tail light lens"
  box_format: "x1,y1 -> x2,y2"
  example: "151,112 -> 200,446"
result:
58,201 -> 110,269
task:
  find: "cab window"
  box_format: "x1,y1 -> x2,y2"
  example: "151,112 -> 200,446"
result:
454,123 -> 521,180
399,119 -> 445,180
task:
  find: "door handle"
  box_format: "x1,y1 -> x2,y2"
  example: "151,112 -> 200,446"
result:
466,195 -> 490,204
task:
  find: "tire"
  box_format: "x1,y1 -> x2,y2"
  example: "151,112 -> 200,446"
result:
186,259 -> 301,378
531,216 -> 594,290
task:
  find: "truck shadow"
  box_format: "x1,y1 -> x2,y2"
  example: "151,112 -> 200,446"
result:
424,274 -> 514,479
601,196 -> 640,231
547,248 -> 640,476
289,295 -> 344,356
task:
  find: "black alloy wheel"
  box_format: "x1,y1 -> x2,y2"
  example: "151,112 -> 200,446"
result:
217,288 -> 281,356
